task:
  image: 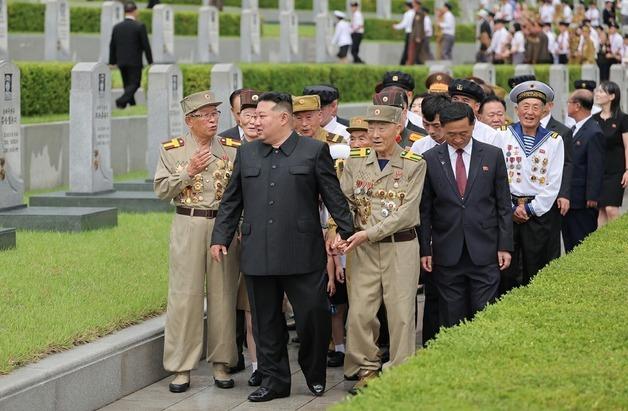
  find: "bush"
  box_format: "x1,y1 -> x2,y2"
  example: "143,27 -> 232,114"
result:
334,215 -> 628,410
7,3 -> 45,32
17,62 -> 73,117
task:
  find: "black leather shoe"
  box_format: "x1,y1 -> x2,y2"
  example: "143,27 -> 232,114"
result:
228,355 -> 245,374
168,382 -> 189,393
248,370 -> 262,386
327,351 -> 345,367
307,382 -> 325,396
214,378 -> 235,389
247,387 -> 289,402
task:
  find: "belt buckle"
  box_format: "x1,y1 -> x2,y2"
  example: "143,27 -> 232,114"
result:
190,208 -> 195,217
517,198 -> 526,206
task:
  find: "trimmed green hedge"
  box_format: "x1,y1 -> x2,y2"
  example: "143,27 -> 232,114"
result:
365,19 -> 474,43
335,215 -> 628,410
16,63 -> 583,117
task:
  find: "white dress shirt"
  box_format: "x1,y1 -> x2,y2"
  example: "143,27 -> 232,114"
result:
489,26 -> 511,54
440,11 -> 456,36
545,30 -> 557,55
424,15 -> 433,37
406,110 -> 423,130
448,139 -> 472,179
394,9 -> 415,34
510,30 -> 525,53
324,116 -> 350,139
585,8 -> 600,26
500,2 -> 514,21
238,126 -> 244,139
610,32 -> 623,55
473,120 -> 501,147
540,4 -> 555,23
556,30 -> 570,54
563,4 -> 573,22
332,20 -> 352,47
540,114 -> 552,129
351,10 -> 364,34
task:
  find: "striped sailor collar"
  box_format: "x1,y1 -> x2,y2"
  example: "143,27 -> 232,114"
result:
509,122 -> 552,157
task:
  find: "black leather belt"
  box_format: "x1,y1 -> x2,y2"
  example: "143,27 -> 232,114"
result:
176,206 -> 218,218
511,195 -> 535,206
380,229 -> 417,243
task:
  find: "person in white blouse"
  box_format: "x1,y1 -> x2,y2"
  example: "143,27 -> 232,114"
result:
332,11 -> 352,64
438,3 -> 456,60
423,7 -> 435,61
562,3 -> 573,23
488,19 -> 512,63
510,22 -> 526,64
608,23 -> 624,61
349,1 -> 365,63
585,3 -> 600,27
556,21 -> 570,64
539,0 -> 555,24
499,0 -> 514,22
393,1 -> 416,65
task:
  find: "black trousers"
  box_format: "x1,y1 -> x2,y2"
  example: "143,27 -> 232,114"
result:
562,207 -> 599,253
400,33 -> 410,65
421,269 -> 440,346
234,309 -> 246,367
500,211 -> 553,296
546,204 -> 563,261
117,65 -> 142,108
245,271 -> 331,395
435,245 -> 499,328
558,54 -> 568,64
351,33 -> 363,63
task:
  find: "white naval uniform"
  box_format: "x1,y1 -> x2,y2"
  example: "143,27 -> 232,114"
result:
473,119 -> 501,147
495,123 -> 565,217
324,116 -> 350,140
410,136 -> 440,155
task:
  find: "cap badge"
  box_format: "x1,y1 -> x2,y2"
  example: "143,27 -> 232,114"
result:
374,109 -> 381,115
204,93 -> 210,99
299,99 -> 304,104
392,75 -> 399,81
252,94 -> 259,101
436,75 -> 442,81
581,82 -> 585,88
382,96 -> 389,102
456,84 -> 463,91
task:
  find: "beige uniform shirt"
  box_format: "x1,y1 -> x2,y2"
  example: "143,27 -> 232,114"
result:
154,133 -> 240,209
340,145 -> 427,242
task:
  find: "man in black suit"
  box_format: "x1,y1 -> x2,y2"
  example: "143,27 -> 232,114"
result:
419,103 -> 513,327
109,1 -> 152,109
562,89 -> 605,252
218,88 -> 245,140
210,92 -> 354,402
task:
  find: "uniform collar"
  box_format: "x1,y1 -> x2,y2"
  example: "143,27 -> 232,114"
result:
260,130 -> 299,157
366,144 -> 404,168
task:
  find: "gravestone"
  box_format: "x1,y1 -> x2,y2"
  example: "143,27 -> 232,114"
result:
428,62 -> 452,75
0,227 -> 15,250
514,64 -> 535,77
313,0 -> 328,15
550,65 -> 570,124
0,61 -> 23,210
211,64 -> 242,130
279,11 -> 299,62
472,63 -> 495,86
69,63 -> 114,194
0,0 -> 8,59
152,5 -> 175,63
315,13 -> 335,63
99,1 -> 124,64
581,64 -> 599,84
279,0 -> 294,11
44,0 -> 71,60
197,6 -> 220,63
146,64 -> 184,179
240,9 -> 262,62
376,0 -> 391,19
242,0 -> 258,9
609,64 -> 627,113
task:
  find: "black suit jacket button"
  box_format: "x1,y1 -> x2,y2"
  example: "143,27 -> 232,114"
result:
268,219 -> 274,224
272,165 -> 277,169
269,200 -> 275,205
270,182 -> 275,187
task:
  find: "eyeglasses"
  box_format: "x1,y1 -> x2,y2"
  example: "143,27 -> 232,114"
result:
189,111 -> 221,120
241,113 -> 258,121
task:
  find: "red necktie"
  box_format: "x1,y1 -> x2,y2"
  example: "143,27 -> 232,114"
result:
456,149 -> 467,197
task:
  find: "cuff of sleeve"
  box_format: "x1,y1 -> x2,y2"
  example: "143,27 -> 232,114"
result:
365,226 -> 380,243
180,170 -> 192,185
526,202 -> 536,216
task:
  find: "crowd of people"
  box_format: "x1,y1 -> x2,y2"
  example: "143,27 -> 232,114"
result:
153,69 -> 627,403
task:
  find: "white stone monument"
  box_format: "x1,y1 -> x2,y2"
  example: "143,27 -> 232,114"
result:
279,11 -> 299,63
280,0 -> 294,11
376,0 -> 391,19
152,5 -> 176,63
472,63 -> 495,86
68,63 -> 113,194
514,64 -> 535,77
428,62 -> 452,75
550,65 -> 570,124
0,61 -> 23,209
581,64 -> 599,84
44,0 -> 71,61
197,6 -> 220,63
609,64 -> 628,113
0,0 -> 8,60
211,64 -> 242,130
99,1 -> 124,64
240,9 -> 262,62
315,13 -> 335,63
147,64 -> 184,179
242,0 -> 258,9
313,0 -> 328,15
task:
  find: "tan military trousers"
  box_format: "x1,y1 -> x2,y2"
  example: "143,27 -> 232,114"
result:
344,239 -> 420,377
163,213 -> 240,372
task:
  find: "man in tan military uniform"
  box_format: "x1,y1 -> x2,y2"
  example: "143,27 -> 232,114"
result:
373,87 -> 426,150
339,105 -> 426,394
154,91 -> 242,393
292,95 -> 347,145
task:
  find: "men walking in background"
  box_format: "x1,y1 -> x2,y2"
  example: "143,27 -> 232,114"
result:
393,1 -> 416,65
350,2 -> 365,63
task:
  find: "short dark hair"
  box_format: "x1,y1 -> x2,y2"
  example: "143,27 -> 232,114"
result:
124,1 -> 137,12
599,80 -> 622,113
439,102 -> 476,126
572,90 -> 594,111
229,88 -> 243,108
479,95 -> 506,113
421,94 -> 451,122
258,92 -> 293,115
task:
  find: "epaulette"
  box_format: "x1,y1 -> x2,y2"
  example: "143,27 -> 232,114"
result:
162,137 -> 185,150
220,137 -> 242,148
326,133 -> 344,144
550,131 -> 560,139
408,132 -> 425,142
498,125 -> 508,131
350,147 -> 371,158
401,150 -> 423,162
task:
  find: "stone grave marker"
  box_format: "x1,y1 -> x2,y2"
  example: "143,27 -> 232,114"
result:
315,12 -> 335,63
472,63 -> 495,86
211,64 -> 242,130
609,64 -> 627,113
376,0 -> 391,19
550,65 -> 570,124
280,0 -> 294,12
279,10 -> 299,62
152,5 -> 176,63
313,0 -> 328,15
240,9 -> 262,62
197,5 -> 220,63
99,1 -> 124,63
44,0 -> 71,60
0,61 -> 23,210
581,64 -> 599,84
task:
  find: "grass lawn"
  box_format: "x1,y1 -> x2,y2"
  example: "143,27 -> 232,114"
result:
262,22 -> 315,38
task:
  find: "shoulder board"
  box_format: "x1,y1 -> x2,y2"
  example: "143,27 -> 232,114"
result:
408,132 -> 425,142
162,137 -> 185,151
550,131 -> 560,139
350,147 -> 371,158
498,125 -> 508,131
220,137 -> 242,148
326,133 -> 344,144
400,150 -> 423,162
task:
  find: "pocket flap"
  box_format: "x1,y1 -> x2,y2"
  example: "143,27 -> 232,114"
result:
242,167 -> 261,177
289,165 -> 311,175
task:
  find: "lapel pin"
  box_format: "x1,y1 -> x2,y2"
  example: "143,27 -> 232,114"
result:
482,165 -> 489,172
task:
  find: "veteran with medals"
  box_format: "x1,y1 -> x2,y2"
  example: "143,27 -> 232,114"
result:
154,91 -> 242,393
339,105 -> 426,394
496,81 -> 565,294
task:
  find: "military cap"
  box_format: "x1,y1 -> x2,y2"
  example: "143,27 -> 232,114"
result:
292,95 -> 321,113
449,78 -> 486,102
240,89 -> 261,110
180,90 -> 221,116
334,10 -> 347,19
381,71 -> 415,92
302,85 -> 339,106
558,21 -> 569,27
346,116 -> 368,132
364,105 -> 403,124
508,74 -> 536,89
373,87 -> 406,108
509,80 -> 554,104
574,79 -> 596,92
425,72 -> 452,94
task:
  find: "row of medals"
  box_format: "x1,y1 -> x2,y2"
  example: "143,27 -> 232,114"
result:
354,179 -> 407,224
506,145 -> 549,185
178,158 -> 233,205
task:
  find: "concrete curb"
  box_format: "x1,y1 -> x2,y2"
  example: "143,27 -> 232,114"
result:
0,315 -> 169,411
